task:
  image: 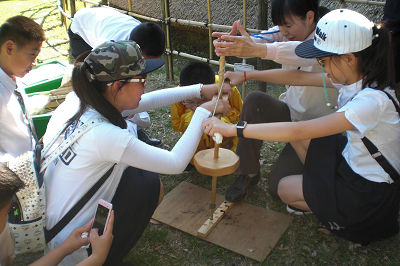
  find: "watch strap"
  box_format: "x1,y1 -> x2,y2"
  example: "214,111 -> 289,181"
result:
236,121 -> 247,138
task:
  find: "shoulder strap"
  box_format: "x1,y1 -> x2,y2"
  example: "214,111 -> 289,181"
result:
361,91 -> 400,183
382,90 -> 400,114
44,163 -> 116,243
40,118 -> 106,173
361,137 -> 400,183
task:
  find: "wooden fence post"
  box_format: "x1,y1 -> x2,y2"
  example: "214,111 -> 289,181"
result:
70,0 -> 76,17
161,0 -> 174,81
256,0 -> 267,92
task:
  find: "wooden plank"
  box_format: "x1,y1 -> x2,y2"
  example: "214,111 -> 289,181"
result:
153,182 -> 293,262
197,200 -> 234,238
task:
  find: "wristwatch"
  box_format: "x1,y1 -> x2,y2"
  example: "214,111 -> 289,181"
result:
236,121 -> 247,138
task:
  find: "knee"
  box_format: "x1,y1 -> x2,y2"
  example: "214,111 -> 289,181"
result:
241,91 -> 276,121
242,91 -> 265,112
158,180 -> 164,206
277,179 -> 290,204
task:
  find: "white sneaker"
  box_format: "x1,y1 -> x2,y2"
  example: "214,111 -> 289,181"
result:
286,205 -> 312,215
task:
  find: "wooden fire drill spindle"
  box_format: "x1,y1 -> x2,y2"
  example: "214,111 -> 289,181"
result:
194,56 -> 239,238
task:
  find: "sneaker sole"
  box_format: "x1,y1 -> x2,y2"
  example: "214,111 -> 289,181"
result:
286,205 -> 312,215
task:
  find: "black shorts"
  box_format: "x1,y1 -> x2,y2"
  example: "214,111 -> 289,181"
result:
303,134 -> 399,244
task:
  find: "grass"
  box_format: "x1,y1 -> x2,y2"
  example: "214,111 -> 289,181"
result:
2,0 -> 400,265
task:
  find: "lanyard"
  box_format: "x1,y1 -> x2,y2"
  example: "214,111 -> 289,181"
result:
14,88 -> 38,142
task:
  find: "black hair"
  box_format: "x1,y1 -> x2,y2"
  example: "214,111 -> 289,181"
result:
0,16 -> 45,48
129,22 -> 165,57
384,20 -> 400,84
179,62 -> 215,86
75,50 -> 91,63
354,24 -> 399,101
69,62 -> 127,129
271,0 -> 328,26
0,164 -> 24,209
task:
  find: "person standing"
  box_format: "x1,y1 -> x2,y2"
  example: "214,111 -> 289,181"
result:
0,16 -> 45,161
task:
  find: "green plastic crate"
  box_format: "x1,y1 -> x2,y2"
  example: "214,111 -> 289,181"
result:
18,60 -> 66,94
32,113 -> 51,140
20,60 -> 66,139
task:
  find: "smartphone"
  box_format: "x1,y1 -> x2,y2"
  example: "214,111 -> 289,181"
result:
91,199 -> 113,236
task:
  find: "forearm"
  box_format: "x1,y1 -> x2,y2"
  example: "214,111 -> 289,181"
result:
246,69 -> 330,87
220,112 -> 352,142
263,41 -> 317,67
122,84 -> 201,117
76,254 -> 104,266
120,107 -> 211,174
245,113 -> 352,142
29,244 -> 71,266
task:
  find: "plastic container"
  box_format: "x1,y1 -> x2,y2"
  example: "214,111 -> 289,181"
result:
18,60 -> 66,139
17,61 -> 66,94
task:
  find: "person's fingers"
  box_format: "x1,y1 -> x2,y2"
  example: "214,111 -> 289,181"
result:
236,21 -> 250,37
229,20 -> 239,36
212,31 -> 230,38
75,227 -> 88,236
81,236 -> 90,246
220,35 -> 242,43
104,211 -> 114,236
90,228 -> 100,241
83,219 -> 93,232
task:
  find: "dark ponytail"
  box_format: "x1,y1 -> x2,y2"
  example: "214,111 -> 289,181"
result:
69,62 -> 127,129
354,24 -> 399,102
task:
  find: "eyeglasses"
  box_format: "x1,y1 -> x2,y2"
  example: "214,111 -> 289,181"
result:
107,78 -> 146,87
316,58 -> 326,67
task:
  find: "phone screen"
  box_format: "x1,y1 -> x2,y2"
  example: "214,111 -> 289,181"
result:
92,204 -> 109,235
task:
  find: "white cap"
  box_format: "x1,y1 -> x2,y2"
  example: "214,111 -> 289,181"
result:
295,9 -> 375,58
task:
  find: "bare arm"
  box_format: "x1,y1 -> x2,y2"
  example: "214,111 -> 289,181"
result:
29,224 -> 91,266
225,69 -> 334,88
202,112 -> 353,143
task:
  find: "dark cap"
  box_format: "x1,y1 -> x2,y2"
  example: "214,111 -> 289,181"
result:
84,40 -> 164,82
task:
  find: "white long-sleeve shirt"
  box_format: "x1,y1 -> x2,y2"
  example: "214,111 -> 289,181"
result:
253,26 -> 338,121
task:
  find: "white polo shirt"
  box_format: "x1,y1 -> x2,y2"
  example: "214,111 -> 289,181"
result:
337,80 -> 400,183
0,67 -> 33,161
70,7 -> 141,49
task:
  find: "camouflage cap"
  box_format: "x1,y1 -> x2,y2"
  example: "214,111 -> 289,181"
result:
84,40 -> 164,82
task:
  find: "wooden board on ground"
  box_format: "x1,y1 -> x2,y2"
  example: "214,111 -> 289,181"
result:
152,182 -> 293,262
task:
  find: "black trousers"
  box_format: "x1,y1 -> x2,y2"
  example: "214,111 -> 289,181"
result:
95,167 -> 160,265
68,25 -> 93,59
236,91 -> 303,197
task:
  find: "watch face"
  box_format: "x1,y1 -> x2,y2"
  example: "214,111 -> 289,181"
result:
237,121 -> 247,128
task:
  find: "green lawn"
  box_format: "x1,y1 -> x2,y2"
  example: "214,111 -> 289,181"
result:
2,1 -> 399,265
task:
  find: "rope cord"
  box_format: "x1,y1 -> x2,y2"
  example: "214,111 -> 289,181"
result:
320,64 -> 332,108
250,30 -> 280,42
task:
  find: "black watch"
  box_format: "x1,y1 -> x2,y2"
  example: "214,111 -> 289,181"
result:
236,121 -> 247,138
